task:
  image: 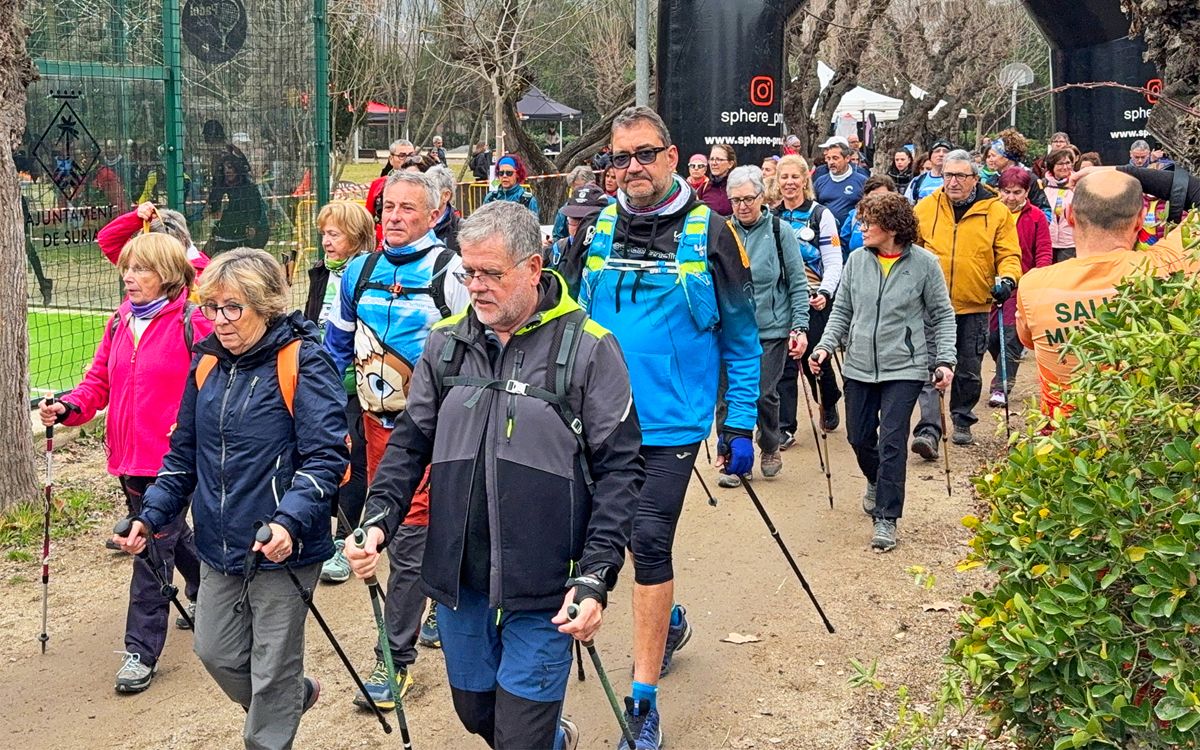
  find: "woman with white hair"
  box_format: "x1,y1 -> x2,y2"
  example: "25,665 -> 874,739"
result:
716,165 -> 810,486
428,165 -> 462,254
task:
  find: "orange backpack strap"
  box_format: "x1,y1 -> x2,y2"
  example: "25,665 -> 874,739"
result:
277,339 -> 302,416
195,354 -> 219,391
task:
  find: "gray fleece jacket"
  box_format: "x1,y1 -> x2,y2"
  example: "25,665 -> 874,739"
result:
815,243 -> 957,383
727,209 -> 810,339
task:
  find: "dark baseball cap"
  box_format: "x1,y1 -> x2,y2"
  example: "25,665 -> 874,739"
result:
562,184 -> 610,219
930,139 -> 954,153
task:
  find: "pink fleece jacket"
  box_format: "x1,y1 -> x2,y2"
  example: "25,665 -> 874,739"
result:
97,209 -> 211,276
61,294 -> 213,477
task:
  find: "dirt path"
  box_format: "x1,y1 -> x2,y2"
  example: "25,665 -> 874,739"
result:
0,365 -> 1025,749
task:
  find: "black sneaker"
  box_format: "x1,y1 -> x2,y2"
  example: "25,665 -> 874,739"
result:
952,425 -> 975,445
910,434 -> 939,461
779,431 -> 796,451
821,405 -> 840,432
618,697 -> 663,750
659,604 -> 692,677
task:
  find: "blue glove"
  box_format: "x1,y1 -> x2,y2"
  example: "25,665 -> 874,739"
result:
717,432 -> 754,476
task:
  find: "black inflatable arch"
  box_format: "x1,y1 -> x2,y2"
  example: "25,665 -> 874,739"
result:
655,0 -> 1158,167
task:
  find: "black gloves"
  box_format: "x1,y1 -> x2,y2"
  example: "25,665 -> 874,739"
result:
992,277 -> 1016,303
566,570 -> 611,609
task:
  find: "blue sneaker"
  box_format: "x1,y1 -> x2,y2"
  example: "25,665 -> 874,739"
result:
618,697 -> 663,750
659,604 -> 692,677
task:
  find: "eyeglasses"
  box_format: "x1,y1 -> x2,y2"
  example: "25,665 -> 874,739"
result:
390,151 -> 415,159
497,170 -> 516,177
729,193 -> 762,207
943,172 -> 976,182
708,156 -> 729,163
858,220 -> 873,230
687,163 -> 707,169
452,255 -> 534,287
200,302 -> 245,321
611,146 -> 668,169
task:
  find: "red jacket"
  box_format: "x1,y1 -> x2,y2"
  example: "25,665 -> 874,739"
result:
365,176 -> 386,248
97,209 -> 211,277
994,201 -> 1052,329
61,294 -> 213,477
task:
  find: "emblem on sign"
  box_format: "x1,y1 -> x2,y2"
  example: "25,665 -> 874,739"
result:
32,92 -> 101,202
181,0 -> 249,65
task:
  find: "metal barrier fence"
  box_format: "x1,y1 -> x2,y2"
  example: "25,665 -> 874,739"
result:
22,0 -> 326,397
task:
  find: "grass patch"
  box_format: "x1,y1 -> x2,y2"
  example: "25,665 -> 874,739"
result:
0,486 -> 117,550
28,310 -> 110,395
6,549 -> 34,563
338,161 -> 383,185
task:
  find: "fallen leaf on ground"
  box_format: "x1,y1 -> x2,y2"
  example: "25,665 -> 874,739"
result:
923,601 -> 957,612
721,632 -> 762,644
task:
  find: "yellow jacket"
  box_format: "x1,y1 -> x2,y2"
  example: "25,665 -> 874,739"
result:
914,187 -> 1023,314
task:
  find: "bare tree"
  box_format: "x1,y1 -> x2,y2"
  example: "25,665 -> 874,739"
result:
0,0 -> 41,509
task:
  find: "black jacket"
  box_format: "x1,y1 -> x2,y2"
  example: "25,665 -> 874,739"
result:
364,272 -> 644,611
434,205 -> 462,255
141,313 -> 350,574
470,151 -> 492,181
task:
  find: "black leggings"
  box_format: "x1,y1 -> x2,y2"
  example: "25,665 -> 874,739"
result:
778,304 -> 841,434
629,443 -> 700,586
452,685 -> 562,749
333,396 -> 369,537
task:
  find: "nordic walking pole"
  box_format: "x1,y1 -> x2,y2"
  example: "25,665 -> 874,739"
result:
740,478 -> 835,633
797,369 -> 827,474
113,517 -> 194,629
933,370 -> 953,499
994,279 -> 1013,441
256,525 -> 393,735
702,438 -> 712,465
801,372 -> 834,509
353,529 -> 413,748
566,603 -> 637,748
38,394 -> 55,654
693,466 -> 717,507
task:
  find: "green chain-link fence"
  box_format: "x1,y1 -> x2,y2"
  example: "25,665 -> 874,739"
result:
21,0 -> 328,397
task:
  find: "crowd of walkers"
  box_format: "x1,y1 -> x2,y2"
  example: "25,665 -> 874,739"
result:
37,108 -> 1199,750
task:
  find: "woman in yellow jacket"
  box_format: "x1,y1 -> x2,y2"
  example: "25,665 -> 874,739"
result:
909,149 -> 1022,452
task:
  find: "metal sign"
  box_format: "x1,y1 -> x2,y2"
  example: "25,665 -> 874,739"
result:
31,91 -> 101,202
181,0 -> 248,65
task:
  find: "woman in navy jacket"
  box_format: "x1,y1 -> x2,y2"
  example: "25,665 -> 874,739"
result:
116,247 -> 349,750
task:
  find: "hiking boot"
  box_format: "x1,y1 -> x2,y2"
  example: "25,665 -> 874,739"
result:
660,604 -> 692,677
952,425 -> 975,445
821,405 -> 840,432
115,651 -> 156,693
559,716 -> 580,750
862,481 -> 877,517
353,659 -> 412,710
871,518 -> 898,552
303,675 -> 321,713
618,697 -> 663,750
760,451 -> 783,478
988,389 -> 1006,408
717,473 -> 742,488
320,539 -> 351,583
911,434 -> 939,461
175,600 -> 197,630
779,431 -> 796,451
418,606 -> 441,649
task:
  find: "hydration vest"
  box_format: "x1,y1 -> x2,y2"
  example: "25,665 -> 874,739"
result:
778,203 -> 827,279
580,203 -> 719,332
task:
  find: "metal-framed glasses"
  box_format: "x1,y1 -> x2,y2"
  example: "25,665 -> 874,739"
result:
452,255 -> 534,287
200,302 -> 246,321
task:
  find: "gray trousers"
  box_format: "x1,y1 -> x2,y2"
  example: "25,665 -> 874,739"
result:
194,561 -> 320,750
373,523 -> 429,668
717,337 -> 789,453
915,312 -> 986,440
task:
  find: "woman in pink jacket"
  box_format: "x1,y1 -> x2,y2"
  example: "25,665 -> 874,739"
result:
38,233 -> 212,694
990,167 -> 1052,407
97,201 -> 210,278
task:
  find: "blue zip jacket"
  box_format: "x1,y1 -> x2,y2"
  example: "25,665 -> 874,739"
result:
483,183 -> 540,217
578,181 -> 760,445
140,313 -> 350,575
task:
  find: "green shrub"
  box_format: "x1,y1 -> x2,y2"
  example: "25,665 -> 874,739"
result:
952,220 -> 1200,749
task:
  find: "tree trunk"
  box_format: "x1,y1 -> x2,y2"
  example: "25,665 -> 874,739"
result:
0,0 -> 41,510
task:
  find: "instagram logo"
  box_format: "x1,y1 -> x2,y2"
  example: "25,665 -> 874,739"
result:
749,76 -> 774,107
1145,78 -> 1162,105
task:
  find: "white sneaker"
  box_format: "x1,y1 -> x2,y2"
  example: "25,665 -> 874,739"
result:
115,651 -> 156,693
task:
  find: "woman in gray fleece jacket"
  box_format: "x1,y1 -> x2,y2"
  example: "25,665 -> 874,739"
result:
809,192 -> 957,552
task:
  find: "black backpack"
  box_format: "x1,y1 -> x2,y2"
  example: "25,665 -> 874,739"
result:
430,308 -> 594,490
351,246 -> 456,318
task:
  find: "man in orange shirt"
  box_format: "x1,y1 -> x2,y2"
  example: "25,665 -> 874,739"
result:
1015,170 -> 1195,417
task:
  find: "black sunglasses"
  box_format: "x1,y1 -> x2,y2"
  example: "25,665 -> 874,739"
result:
497,170 -> 516,176
611,146 -> 668,169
